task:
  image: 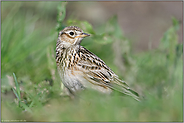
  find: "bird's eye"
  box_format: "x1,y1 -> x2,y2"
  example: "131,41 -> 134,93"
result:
69,32 -> 74,36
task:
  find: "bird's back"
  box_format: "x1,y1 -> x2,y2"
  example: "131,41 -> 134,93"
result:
56,44 -> 139,100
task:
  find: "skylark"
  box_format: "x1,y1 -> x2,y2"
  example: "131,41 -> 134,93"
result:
56,26 -> 139,101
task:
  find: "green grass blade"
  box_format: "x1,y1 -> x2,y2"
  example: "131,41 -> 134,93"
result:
20,102 -> 32,113
12,88 -> 20,101
13,73 -> 21,100
29,101 -> 34,108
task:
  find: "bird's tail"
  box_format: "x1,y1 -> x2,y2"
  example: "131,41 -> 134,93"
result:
110,77 -> 140,101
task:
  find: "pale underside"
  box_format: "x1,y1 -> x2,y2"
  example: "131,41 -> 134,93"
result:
56,44 -> 139,100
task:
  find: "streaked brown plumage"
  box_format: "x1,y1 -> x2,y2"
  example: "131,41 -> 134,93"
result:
56,26 -> 139,101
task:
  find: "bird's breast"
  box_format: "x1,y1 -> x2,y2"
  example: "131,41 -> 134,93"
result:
56,46 -> 80,71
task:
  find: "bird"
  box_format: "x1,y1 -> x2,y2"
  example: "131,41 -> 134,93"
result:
56,26 -> 140,101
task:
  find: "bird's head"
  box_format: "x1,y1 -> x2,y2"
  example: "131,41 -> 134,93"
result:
58,26 -> 90,48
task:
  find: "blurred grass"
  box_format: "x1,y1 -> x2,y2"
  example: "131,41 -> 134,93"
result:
1,1 -> 183,122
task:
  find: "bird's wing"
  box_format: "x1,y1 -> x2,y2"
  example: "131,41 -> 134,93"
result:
75,46 -> 139,101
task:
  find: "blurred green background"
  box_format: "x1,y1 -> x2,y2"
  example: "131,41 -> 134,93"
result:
1,1 -> 183,122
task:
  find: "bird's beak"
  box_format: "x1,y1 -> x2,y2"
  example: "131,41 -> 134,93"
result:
82,33 -> 90,37
76,33 -> 90,38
